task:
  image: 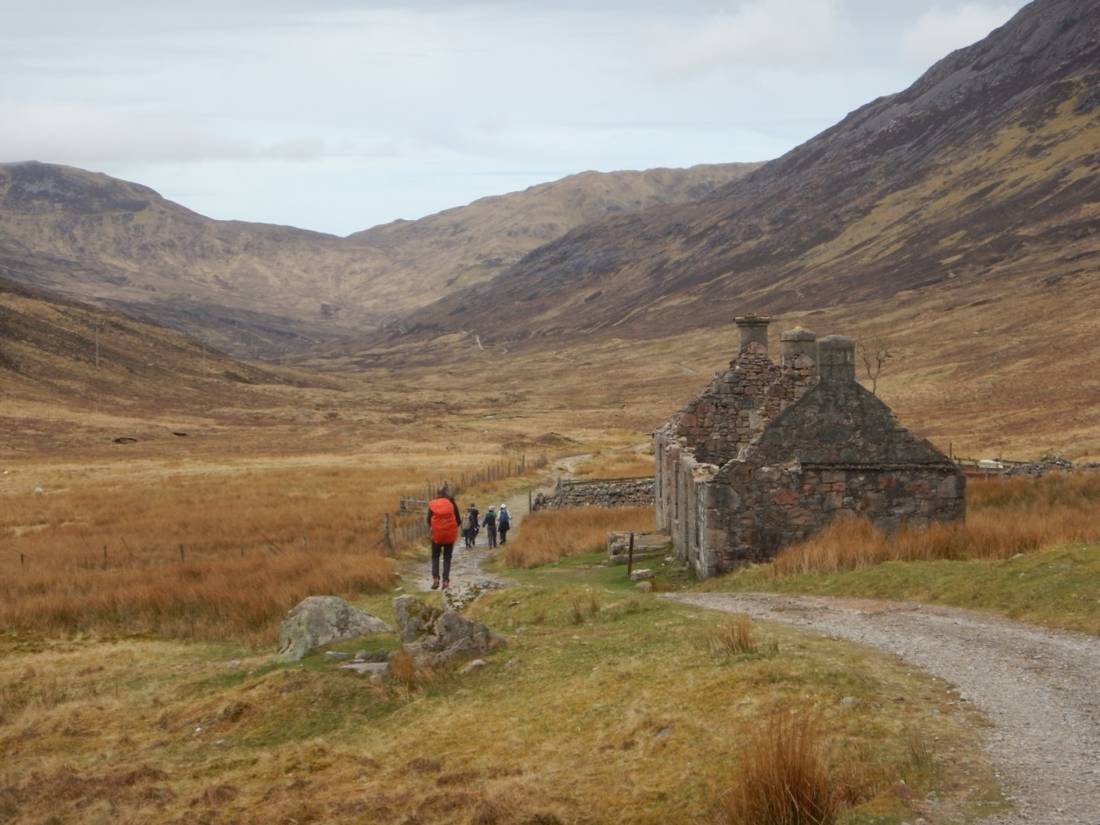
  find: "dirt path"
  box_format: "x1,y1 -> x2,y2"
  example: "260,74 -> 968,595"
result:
405,453 -> 591,591
668,592 -> 1100,825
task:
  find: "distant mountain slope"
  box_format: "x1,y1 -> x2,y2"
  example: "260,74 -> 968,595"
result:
388,0 -> 1099,346
0,161 -> 757,357
349,163 -> 760,296
0,274 -> 282,403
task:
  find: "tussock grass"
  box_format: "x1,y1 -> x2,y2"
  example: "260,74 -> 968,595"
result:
501,506 -> 654,568
700,614 -> 773,658
0,549 -> 394,643
773,474 -> 1100,576
715,712 -> 841,825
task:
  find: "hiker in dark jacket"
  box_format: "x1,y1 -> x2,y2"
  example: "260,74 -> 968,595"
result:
497,503 -> 511,544
481,507 -> 498,548
464,504 -> 480,549
426,487 -> 461,590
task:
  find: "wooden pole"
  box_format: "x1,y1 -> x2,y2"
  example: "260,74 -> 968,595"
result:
528,489 -> 533,512
179,544 -> 185,563
627,532 -> 635,578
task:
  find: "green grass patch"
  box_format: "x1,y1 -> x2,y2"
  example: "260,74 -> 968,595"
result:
704,543 -> 1100,635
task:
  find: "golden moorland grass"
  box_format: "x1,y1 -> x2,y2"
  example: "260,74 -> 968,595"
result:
0,450 -> 546,642
500,506 -> 655,568
771,473 -> 1100,577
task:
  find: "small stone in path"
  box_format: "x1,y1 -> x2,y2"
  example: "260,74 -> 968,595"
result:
629,569 -> 654,582
459,658 -> 488,675
636,581 -> 654,593
324,651 -> 350,660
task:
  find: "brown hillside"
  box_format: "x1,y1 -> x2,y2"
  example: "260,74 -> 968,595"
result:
0,162 -> 756,358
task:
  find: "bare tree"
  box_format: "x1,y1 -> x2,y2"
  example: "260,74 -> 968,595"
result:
858,335 -> 893,396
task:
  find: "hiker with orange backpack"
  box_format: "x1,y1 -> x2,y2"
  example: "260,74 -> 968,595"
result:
426,486 -> 461,590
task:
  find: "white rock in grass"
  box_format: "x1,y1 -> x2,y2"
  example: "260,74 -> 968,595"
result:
629,569 -> 654,582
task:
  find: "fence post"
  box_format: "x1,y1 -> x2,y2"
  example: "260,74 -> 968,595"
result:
179,544 -> 185,563
20,552 -> 25,569
528,489 -> 533,512
627,532 -> 635,578
384,514 -> 393,552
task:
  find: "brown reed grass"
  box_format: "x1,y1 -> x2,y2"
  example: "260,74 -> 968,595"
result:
715,712 -> 842,825
501,506 -> 654,568
773,473 -> 1100,577
0,454 -> 541,642
700,614 -> 775,658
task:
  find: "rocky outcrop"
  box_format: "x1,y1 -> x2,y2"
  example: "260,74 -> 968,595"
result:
275,596 -> 392,662
394,596 -> 505,668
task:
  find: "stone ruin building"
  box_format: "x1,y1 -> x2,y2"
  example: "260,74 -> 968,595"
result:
654,316 -> 965,579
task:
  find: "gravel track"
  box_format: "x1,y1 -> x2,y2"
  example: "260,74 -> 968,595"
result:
667,592 -> 1100,825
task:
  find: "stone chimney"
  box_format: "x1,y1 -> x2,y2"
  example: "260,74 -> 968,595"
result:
817,335 -> 856,384
735,314 -> 771,354
780,327 -> 817,366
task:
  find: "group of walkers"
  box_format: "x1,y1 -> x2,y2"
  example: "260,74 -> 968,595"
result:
461,502 -> 510,549
425,487 -> 512,591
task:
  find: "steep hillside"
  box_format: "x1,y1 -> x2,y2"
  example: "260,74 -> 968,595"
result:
0,162 -> 757,357
389,0 -> 1099,345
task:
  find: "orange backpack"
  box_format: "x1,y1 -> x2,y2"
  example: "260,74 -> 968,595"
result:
428,498 -> 459,545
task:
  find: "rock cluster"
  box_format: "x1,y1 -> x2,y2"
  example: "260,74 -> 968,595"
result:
275,596 -> 392,662
394,596 -> 505,668
533,478 -> 654,511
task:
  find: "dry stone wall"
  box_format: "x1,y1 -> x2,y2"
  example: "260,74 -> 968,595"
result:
532,477 -> 654,511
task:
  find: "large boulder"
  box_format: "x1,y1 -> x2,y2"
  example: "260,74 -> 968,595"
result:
276,596 -> 392,662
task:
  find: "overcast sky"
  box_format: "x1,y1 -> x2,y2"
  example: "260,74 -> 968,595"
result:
1,0 -> 1027,235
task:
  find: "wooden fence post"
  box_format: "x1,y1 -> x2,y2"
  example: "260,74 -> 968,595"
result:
179,544 -> 185,563
627,532 -> 635,578
383,514 -> 393,552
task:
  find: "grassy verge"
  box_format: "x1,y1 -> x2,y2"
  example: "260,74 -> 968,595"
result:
704,543 -> 1100,635
0,554 -> 1003,825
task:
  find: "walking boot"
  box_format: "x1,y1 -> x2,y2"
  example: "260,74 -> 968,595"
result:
431,578 -> 440,590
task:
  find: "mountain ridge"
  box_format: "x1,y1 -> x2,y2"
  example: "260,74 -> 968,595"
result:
0,160 -> 759,357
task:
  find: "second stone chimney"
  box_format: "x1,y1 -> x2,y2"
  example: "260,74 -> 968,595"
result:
735,314 -> 771,355
817,335 -> 856,384
780,327 -> 817,367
